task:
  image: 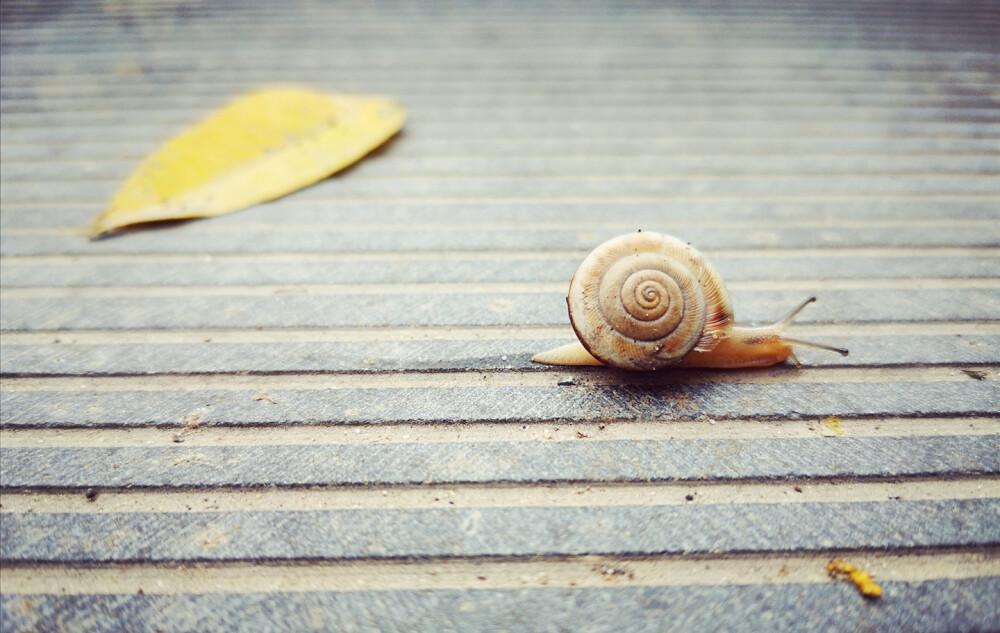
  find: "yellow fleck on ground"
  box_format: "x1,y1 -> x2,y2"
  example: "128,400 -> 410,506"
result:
827,559 -> 883,598
822,416 -> 845,436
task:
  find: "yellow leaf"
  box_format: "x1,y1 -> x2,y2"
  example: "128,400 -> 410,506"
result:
89,88 -> 405,238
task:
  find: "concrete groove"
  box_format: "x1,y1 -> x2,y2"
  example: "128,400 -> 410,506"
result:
1,416 -> 996,446
2,550 -> 997,595
2,476 -> 997,514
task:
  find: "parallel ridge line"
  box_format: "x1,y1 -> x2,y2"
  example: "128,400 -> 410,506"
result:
3,70 -> 996,81
1,4 -> 995,16
2,136 -> 993,145
4,96 -> 998,110
2,247 -> 997,264
4,118 -> 999,132
3,96 -> 996,113
4,150 -> 998,161
4,55 -> 993,64
3,194 -> 997,207
1,4 -> 996,13
4,73 -> 988,80
3,204 -> 997,218
3,219 -> 997,232
2,196 -> 999,206
4,22 -> 998,34
5,12 -> 992,21
12,29 -> 998,36
2,7 -> 995,15
1,477 -> 997,513
5,70 -> 1000,80
5,98 -> 994,108
0,325 -> 582,343
1,366 -> 994,391
5,174 -> 990,183
2,278 -> 997,298
7,216 -> 1000,227
2,9 -> 996,22
6,93 -> 996,102
4,150 -> 1000,163
6,170 -> 1000,184
2,550 -> 996,594
4,105 -> 997,121
5,134 -> 997,146
2,199 -> 997,211
0,281 -> 576,297
1,417 -> 995,446
4,120 -> 997,132
2,321 -> 996,344
2,6 -> 991,16
2,38 -> 998,52
3,58 -> 997,67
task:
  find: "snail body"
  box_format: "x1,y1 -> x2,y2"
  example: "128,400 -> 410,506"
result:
532,231 -> 848,370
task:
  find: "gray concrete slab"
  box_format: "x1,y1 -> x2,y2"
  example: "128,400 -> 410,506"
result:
1,579 -> 997,633
4,199 -> 999,230
2,381 -> 997,428
3,288 -> 1000,330
3,499 -> 998,562
4,225 -> 1000,257
1,0 -> 997,630
2,334 -> 997,375
3,436 -> 996,488
4,255 -> 999,288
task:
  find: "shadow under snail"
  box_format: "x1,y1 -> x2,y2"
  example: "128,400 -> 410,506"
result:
532,230 -> 849,371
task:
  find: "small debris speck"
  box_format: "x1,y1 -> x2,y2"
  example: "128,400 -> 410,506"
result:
594,565 -> 629,580
85,488 -> 98,501
685,494 -> 695,501
962,369 -> 988,381
557,376 -> 577,386
172,413 -> 202,442
252,391 -> 278,404
827,559 -> 882,598
821,416 -> 844,436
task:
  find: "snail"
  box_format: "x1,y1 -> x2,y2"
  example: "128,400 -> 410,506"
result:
532,230 -> 848,370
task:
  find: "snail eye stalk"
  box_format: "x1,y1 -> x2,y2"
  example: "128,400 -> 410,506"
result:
778,296 -> 849,357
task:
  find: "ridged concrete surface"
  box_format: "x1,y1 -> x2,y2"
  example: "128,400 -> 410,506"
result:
1,0 -> 998,631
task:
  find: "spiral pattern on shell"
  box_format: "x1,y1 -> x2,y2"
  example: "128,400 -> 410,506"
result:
567,231 -> 732,371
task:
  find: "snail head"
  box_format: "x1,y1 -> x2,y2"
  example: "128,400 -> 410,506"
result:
675,296 -> 849,369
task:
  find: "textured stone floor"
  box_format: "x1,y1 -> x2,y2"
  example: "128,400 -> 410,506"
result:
1,1 -> 998,631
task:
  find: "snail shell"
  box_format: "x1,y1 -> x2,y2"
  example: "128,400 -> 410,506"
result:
534,230 -> 849,370
567,231 -> 733,371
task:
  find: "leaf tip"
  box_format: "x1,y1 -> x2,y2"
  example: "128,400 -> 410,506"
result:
86,215 -> 116,240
